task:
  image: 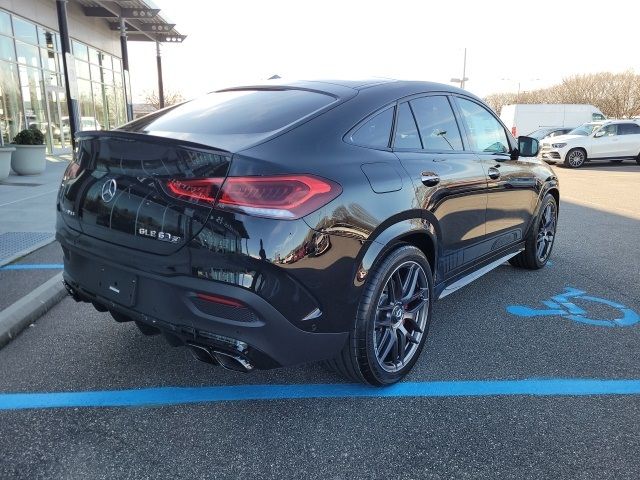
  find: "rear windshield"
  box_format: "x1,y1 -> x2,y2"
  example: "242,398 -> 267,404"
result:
121,89 -> 336,135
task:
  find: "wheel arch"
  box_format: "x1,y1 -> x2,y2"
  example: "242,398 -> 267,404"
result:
355,217 -> 438,288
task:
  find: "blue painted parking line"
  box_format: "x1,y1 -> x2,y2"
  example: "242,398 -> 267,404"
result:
0,264 -> 63,271
1,379 -> 639,410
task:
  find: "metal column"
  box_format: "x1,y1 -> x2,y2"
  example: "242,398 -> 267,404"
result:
119,18 -> 133,121
55,0 -> 79,148
156,41 -> 164,109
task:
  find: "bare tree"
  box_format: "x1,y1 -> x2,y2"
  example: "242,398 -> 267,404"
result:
143,90 -> 186,110
484,71 -> 640,118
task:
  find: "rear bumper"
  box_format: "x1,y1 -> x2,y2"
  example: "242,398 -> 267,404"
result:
58,235 -> 348,369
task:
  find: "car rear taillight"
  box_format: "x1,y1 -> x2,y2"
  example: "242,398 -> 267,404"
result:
511,126 -> 517,137
62,161 -> 81,181
166,175 -> 341,220
167,178 -> 223,203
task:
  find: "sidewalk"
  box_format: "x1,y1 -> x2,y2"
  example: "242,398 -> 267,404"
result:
0,155 -> 70,347
0,155 -> 69,265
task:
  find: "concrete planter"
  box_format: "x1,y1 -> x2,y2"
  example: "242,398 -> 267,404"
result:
0,146 -> 16,181
11,144 -> 47,175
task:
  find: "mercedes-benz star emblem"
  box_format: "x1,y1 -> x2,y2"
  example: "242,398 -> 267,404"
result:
101,179 -> 117,203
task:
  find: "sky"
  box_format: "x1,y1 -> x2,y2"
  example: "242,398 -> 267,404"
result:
128,0 -> 640,103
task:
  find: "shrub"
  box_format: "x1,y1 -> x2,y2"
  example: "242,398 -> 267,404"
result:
12,127 -> 45,146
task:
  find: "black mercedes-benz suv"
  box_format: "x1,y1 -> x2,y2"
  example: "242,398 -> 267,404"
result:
57,79 -> 559,385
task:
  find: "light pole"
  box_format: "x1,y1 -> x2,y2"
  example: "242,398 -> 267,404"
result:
451,48 -> 468,89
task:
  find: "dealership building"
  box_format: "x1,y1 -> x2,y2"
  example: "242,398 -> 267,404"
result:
0,0 -> 183,153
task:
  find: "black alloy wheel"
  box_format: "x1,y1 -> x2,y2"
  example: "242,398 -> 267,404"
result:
510,193 -> 558,269
535,202 -> 557,263
327,245 -> 433,385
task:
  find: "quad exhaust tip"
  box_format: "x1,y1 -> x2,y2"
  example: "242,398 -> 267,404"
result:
187,344 -> 253,373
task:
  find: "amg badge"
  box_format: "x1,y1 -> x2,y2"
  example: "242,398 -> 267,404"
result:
138,228 -> 181,243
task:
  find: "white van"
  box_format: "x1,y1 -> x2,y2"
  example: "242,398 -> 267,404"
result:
500,104 -> 606,137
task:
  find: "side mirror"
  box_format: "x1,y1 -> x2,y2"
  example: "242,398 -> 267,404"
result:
594,130 -> 605,138
517,136 -> 539,157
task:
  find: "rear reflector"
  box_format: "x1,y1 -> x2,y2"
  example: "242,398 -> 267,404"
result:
196,293 -> 245,308
166,175 -> 341,219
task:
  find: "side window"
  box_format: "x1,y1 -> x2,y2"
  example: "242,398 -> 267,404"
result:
593,113 -> 606,121
409,96 -> 463,151
394,102 -> 421,149
601,124 -> 617,136
348,107 -> 394,149
456,98 -> 510,153
618,123 -> 640,135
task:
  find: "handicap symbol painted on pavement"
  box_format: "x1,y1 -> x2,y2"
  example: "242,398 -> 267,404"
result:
507,287 -> 640,327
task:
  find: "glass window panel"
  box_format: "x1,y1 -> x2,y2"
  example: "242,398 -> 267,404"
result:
112,57 -> 122,72
457,98 -> 509,153
88,47 -> 100,65
37,27 -> 56,50
0,34 -> 16,62
104,85 -> 117,129
72,40 -> 88,61
101,53 -> 112,70
349,107 -> 393,148
114,87 -> 126,126
394,102 -> 421,149
90,63 -> 102,83
101,67 -> 114,86
92,81 -> 106,129
0,60 -> 25,143
76,79 -> 95,130
410,96 -> 463,151
75,59 -> 90,79
12,17 -> 38,45
54,33 -> 61,52
0,11 -> 11,36
114,70 -> 123,88
40,48 -> 58,72
18,65 -> 47,136
15,41 -> 40,68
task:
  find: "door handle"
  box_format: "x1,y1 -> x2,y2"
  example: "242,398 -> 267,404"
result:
487,167 -> 501,180
421,172 -> 440,186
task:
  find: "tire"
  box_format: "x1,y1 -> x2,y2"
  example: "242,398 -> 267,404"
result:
564,148 -> 586,168
509,193 -> 558,270
636,154 -> 640,165
327,245 -> 433,386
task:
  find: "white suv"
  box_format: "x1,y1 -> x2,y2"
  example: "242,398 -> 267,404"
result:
539,120 -> 640,168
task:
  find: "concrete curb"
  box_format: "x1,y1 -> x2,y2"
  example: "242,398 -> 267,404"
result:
0,272 -> 67,349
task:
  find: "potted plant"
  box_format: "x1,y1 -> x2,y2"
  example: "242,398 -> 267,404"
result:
11,127 -> 46,175
0,138 -> 15,181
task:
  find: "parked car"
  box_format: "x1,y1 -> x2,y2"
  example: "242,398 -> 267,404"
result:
539,120 -> 640,167
528,127 -> 574,141
500,104 -> 606,138
61,116 -> 102,136
57,79 -> 558,385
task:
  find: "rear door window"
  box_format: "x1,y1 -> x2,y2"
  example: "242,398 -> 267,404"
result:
121,89 -> 336,135
394,102 -> 421,149
409,96 -> 463,151
348,107 -> 394,149
618,123 -> 640,135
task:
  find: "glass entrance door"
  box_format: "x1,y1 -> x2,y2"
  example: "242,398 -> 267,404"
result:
45,85 -> 69,153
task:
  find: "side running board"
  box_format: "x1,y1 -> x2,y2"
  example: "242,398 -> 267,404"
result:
438,250 -> 523,299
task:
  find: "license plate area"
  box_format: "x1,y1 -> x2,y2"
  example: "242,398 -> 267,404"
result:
95,264 -> 137,307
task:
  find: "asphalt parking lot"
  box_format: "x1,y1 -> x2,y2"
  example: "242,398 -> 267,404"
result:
0,163 -> 639,479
